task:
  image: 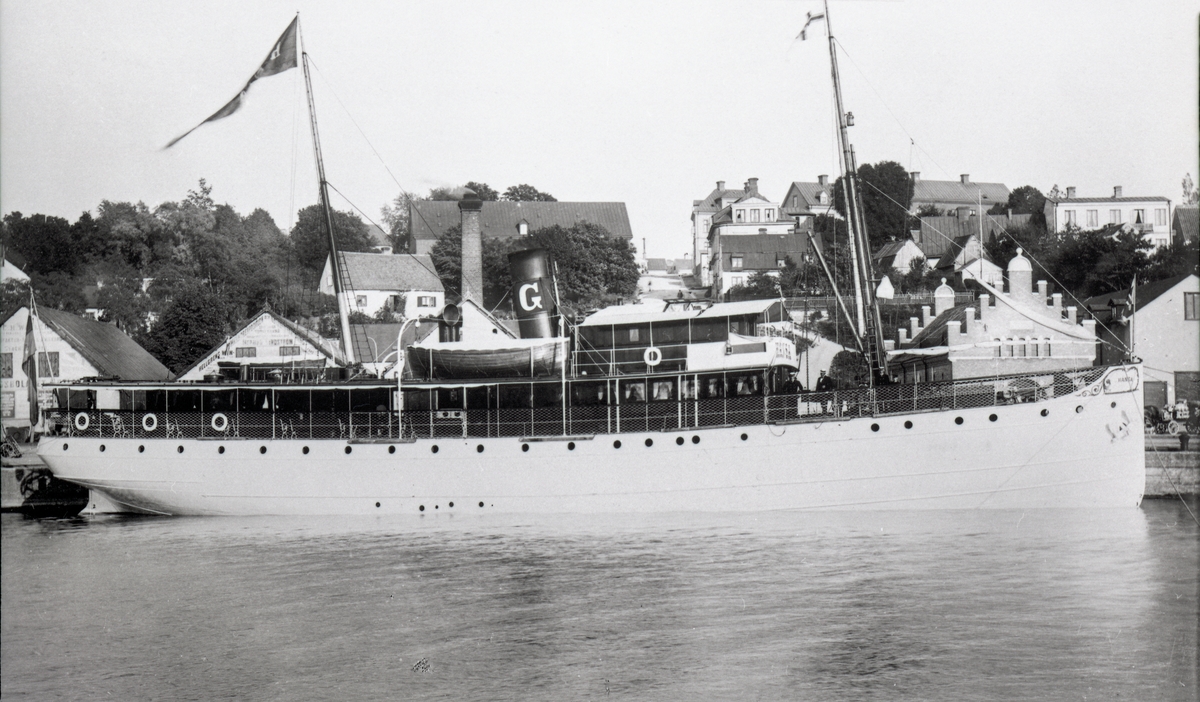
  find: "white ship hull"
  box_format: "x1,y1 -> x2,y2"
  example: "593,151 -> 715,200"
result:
38,371 -> 1145,515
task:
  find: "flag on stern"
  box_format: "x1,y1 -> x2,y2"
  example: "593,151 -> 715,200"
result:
165,16 -> 299,148
21,303 -> 38,428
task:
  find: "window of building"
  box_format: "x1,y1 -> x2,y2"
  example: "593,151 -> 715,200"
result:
37,352 -> 59,377
235,347 -> 257,358
818,192 -> 828,205
1,352 -> 11,378
750,209 -> 761,223
1109,209 -> 1121,224
735,210 -> 745,222
518,222 -> 529,236
1133,209 -> 1145,224
355,295 -> 367,307
417,295 -> 436,307
1086,210 -> 1098,227
776,257 -> 786,268
279,346 -> 301,357
731,255 -> 743,270
764,209 -> 774,221
1155,208 -> 1167,226
731,275 -> 745,287
792,196 -> 798,208
1156,238 -> 1167,248
1186,292 -> 1200,320
1064,210 -> 1076,226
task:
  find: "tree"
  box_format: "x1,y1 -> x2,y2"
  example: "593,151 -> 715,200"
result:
464,182 -> 500,201
503,184 -> 557,202
289,204 -> 375,275
381,191 -> 421,253
1183,173 -> 1199,205
725,271 -> 782,301
97,275 -> 152,338
831,161 -> 913,249
2,212 -> 79,275
141,282 -> 230,374
987,185 -> 1047,230
915,204 -> 943,218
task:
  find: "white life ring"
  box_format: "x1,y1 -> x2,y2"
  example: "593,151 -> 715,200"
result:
211,413 -> 229,432
142,413 -> 158,432
74,412 -> 90,431
643,346 -> 662,367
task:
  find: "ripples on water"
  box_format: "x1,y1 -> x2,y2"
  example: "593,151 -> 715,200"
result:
3,502 -> 1197,701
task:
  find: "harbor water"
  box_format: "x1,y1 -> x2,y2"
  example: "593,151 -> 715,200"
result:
3,502 -> 1197,700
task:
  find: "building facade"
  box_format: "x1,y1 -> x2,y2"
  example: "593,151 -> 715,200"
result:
320,252 -> 445,319
705,180 -> 811,298
1044,186 -> 1172,250
176,310 -> 344,382
909,173 -> 1010,216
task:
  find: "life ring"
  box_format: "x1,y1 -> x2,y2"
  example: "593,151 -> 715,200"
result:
74,412 -> 90,431
643,346 -> 662,367
211,413 -> 229,433
142,413 -> 158,432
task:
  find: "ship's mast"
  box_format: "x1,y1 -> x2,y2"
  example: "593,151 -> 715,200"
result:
822,0 -> 888,384
300,25 -> 355,363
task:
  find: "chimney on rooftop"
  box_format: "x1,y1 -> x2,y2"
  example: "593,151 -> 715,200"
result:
818,174 -> 829,187
960,174 -> 970,185
1066,186 -> 1076,199
910,171 -> 920,182
1113,185 -> 1123,198
746,178 -> 759,196
458,190 -> 484,304
716,180 -> 725,191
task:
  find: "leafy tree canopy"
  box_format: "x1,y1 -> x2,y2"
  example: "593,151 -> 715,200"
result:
140,282 -> 230,375
290,204 -> 375,275
503,184 -> 557,202
831,161 -> 913,249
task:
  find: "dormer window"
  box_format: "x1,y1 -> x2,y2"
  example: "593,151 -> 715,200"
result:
818,192 -> 828,205
735,210 -> 745,222
764,209 -> 774,221
750,209 -> 761,223
518,220 -> 529,236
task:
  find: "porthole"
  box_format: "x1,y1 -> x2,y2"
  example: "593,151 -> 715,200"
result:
260,446 -> 267,454
345,446 -> 352,455
692,436 -> 700,444
478,501 -> 484,508
375,502 -> 381,508
388,446 -> 396,454
567,442 -> 576,451
431,445 -> 439,453
99,445 -> 106,452
419,505 -> 425,512
613,440 -> 622,449
522,444 -> 529,452
218,446 -> 225,455
449,502 -> 454,508
62,443 -> 68,451
644,438 -> 653,447
871,424 -> 880,432
1040,409 -> 1049,417
302,446 -> 309,454
740,433 -> 748,441
138,445 -> 145,453
1076,406 -> 1084,414
177,446 -> 184,454
476,444 -> 484,453
675,437 -> 684,445
1110,401 -> 1117,408
435,505 -> 438,510
989,414 -> 998,422
954,417 -> 964,425
904,421 -> 913,429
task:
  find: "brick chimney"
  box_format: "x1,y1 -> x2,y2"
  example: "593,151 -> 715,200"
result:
746,178 -> 759,196
458,190 -> 484,304
1065,186 -> 1076,199
818,174 -> 829,187
910,171 -> 920,182
1113,185 -> 1123,198
960,174 -> 970,184
716,180 -> 725,191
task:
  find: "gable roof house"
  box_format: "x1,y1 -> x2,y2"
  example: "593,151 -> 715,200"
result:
691,180 -> 748,285
780,175 -> 837,219
1085,273 -> 1200,407
888,250 -> 1097,384
408,200 -> 633,257
320,252 -> 445,320
704,180 -> 814,299
909,173 -> 1010,216
175,309 -> 345,382
1044,186 -> 1172,251
2,307 -> 170,429
911,210 -> 1031,266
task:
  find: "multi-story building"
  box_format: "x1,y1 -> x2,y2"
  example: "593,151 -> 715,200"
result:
705,179 -> 814,298
690,180 -> 747,286
1044,186 -> 1172,250
909,173 -> 1010,217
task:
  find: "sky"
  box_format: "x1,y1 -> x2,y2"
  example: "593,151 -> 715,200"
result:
2,0 -> 1197,262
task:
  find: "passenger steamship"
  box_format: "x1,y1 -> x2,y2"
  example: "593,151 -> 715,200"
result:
35,7 -> 1145,515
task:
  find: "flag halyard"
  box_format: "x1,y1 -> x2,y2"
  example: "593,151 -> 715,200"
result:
165,16 -> 299,148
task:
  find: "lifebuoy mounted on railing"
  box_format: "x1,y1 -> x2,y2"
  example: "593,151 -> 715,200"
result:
142,413 -> 158,432
211,413 -> 229,432
644,346 -> 662,368
74,412 -> 90,432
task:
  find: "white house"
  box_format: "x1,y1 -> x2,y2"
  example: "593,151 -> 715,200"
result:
706,179 -> 812,298
691,180 -> 747,286
1044,186 -> 1172,250
320,252 -> 445,319
1,255 -> 30,284
1,307 -> 170,433
175,310 -> 344,382
1085,273 -> 1200,407
872,239 -> 928,275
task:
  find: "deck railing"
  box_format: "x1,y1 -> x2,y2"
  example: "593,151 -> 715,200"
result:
43,367 -> 1106,442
